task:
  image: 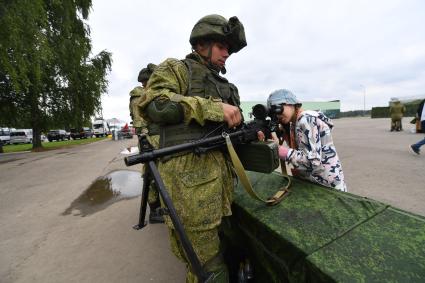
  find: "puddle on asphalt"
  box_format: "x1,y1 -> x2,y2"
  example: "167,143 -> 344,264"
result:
62,170 -> 142,217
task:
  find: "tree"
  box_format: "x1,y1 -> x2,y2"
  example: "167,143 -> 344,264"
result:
0,0 -> 112,149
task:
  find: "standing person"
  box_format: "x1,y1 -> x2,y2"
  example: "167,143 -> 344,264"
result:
129,63 -> 157,135
410,99 -> 425,155
260,89 -> 347,192
389,98 -> 406,131
129,63 -> 164,223
139,14 -> 246,282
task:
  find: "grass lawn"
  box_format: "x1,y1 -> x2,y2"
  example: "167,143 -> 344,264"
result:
2,137 -> 108,153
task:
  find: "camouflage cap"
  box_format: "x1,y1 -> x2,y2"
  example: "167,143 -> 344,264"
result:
267,89 -> 302,109
189,14 -> 247,54
138,63 -> 157,83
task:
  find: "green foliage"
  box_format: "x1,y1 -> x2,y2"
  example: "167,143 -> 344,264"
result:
0,0 -> 112,148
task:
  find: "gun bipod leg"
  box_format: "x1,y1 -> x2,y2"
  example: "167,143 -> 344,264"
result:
133,170 -> 150,230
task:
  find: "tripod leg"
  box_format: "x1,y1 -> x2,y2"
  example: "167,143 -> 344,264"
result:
133,171 -> 150,230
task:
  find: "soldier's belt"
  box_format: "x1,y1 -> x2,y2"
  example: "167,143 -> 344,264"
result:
159,122 -> 221,148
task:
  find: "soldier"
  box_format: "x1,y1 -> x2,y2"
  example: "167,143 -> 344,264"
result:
389,98 -> 406,131
129,64 -> 157,135
129,63 -> 164,224
139,14 -> 247,282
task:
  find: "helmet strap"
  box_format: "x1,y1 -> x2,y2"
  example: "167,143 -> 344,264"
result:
195,43 -> 226,74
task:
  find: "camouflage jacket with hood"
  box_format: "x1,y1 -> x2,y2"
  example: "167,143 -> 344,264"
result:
287,110 -> 347,192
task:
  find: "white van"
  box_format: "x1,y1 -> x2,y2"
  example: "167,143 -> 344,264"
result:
10,129 -> 33,144
0,128 -> 11,145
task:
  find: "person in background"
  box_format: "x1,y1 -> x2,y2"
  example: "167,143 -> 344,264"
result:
259,89 -> 347,192
129,63 -> 164,224
389,98 -> 406,132
129,64 -> 157,135
410,99 -> 425,155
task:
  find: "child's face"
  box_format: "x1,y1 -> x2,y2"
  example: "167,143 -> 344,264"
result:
278,104 -> 295,124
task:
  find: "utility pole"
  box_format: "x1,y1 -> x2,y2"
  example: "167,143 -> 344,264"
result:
360,85 -> 366,116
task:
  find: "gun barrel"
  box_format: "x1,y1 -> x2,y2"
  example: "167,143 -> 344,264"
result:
124,128 -> 257,166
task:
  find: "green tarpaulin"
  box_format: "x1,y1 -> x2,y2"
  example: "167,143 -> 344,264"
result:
223,171 -> 425,282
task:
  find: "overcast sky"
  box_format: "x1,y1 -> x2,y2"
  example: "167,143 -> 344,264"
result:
87,0 -> 425,122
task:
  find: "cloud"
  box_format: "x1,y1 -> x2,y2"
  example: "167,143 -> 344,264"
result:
88,0 -> 425,119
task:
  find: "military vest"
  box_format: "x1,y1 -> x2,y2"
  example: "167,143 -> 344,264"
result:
160,57 -> 241,148
183,58 -> 240,107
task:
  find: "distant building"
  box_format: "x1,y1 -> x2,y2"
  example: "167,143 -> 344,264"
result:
240,100 -> 341,120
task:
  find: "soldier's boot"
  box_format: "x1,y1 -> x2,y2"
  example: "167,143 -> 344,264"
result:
149,208 -> 165,224
148,201 -> 165,224
204,253 -> 229,283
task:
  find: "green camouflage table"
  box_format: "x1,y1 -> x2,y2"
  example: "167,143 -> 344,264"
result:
223,171 -> 425,282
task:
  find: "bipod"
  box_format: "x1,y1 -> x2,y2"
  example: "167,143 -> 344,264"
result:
132,169 -> 150,230
128,135 -> 213,282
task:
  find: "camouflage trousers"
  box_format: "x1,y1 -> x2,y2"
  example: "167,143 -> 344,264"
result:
158,150 -> 235,282
391,118 -> 403,131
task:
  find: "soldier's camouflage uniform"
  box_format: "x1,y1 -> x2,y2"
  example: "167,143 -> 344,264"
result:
129,86 -> 149,134
389,100 -> 406,131
129,86 -> 161,207
139,52 -> 238,281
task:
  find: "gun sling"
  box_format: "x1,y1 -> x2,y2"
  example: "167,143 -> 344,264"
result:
224,134 -> 291,206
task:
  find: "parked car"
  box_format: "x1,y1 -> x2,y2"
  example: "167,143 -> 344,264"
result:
0,128 -> 11,145
82,127 -> 93,138
10,129 -> 33,144
47,129 -> 67,142
70,127 -> 93,139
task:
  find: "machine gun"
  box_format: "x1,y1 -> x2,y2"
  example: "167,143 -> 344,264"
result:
124,104 -> 286,282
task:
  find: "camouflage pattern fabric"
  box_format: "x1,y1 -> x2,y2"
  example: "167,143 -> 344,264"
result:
138,56 -> 224,125
389,101 -> 406,120
130,86 -> 160,205
145,135 -> 160,205
286,110 -> 347,191
390,101 -> 406,131
139,55 -> 236,282
222,171 -> 425,282
129,86 -> 148,131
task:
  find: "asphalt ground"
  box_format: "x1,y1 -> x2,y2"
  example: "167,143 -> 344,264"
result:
332,117 -> 424,216
0,117 -> 424,282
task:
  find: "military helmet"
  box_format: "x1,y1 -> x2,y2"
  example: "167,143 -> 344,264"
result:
267,89 -> 302,109
189,14 -> 247,54
138,63 -> 157,83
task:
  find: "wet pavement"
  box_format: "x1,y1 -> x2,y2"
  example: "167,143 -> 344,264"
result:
63,170 -> 143,217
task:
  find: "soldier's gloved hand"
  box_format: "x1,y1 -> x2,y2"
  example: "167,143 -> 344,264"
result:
222,103 -> 242,128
